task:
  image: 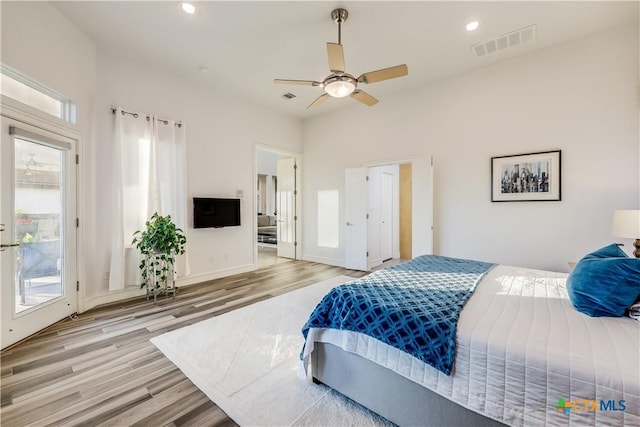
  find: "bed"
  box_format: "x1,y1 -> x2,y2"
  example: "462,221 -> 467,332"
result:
300,253 -> 640,427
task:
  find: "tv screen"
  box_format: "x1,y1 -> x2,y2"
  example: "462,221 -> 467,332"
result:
193,197 -> 241,228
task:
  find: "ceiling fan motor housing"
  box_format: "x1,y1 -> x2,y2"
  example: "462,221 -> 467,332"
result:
331,8 -> 348,24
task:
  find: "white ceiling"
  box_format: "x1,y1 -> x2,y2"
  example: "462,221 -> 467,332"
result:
52,1 -> 638,119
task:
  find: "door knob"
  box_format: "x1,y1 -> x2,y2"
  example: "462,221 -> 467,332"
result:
0,243 -> 20,251
346,222 -> 353,226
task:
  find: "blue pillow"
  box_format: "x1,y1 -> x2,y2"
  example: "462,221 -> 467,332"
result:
566,244 -> 640,317
583,243 -> 628,259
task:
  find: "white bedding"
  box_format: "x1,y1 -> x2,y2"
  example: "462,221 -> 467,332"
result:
303,265 -> 640,426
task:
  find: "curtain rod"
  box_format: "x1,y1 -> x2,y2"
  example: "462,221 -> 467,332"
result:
110,107 -> 183,128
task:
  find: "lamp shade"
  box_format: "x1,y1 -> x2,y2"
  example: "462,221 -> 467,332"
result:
612,210 -> 640,238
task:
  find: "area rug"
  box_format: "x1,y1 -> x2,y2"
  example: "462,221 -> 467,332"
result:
151,275 -> 392,426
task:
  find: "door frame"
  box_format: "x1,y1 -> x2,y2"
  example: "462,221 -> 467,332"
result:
345,155 -> 433,271
1,97 -> 85,315
253,143 -> 302,266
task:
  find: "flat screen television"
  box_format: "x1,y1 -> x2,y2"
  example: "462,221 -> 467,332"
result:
193,197 -> 241,228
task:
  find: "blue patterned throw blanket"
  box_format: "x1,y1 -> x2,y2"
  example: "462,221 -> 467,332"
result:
301,255 -> 496,375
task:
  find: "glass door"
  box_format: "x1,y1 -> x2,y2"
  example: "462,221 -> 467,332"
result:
276,157 -> 296,259
1,117 -> 77,349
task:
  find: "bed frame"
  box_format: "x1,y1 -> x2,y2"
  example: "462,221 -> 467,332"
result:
312,342 -> 506,427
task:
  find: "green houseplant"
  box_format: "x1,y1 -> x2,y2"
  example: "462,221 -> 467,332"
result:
132,213 -> 187,290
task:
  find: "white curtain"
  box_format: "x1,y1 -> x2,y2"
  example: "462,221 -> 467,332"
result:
109,108 -> 189,291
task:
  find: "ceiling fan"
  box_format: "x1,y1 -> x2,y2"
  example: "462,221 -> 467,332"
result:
274,8 -> 408,109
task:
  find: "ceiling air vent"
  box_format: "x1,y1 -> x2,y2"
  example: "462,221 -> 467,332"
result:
471,24 -> 536,58
281,92 -> 296,100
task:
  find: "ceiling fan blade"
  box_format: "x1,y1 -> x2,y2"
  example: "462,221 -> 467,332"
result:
357,64 -> 408,84
350,90 -> 379,106
327,42 -> 345,74
274,79 -> 321,86
307,93 -> 331,109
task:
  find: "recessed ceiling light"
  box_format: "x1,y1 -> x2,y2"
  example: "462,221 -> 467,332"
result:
180,2 -> 196,14
466,21 -> 480,32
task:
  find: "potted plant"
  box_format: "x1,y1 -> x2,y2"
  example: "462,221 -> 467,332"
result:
132,213 -> 187,291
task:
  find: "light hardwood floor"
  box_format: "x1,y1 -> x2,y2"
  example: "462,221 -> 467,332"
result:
1,259 -> 366,427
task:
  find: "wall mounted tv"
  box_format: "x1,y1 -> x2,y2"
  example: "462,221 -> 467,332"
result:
193,197 -> 241,229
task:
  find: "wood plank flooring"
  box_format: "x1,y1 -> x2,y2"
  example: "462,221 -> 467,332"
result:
1,259 -> 366,427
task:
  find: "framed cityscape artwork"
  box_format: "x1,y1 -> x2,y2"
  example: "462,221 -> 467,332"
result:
491,150 -> 561,202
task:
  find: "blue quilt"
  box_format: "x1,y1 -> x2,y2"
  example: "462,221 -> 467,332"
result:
301,255 -> 496,375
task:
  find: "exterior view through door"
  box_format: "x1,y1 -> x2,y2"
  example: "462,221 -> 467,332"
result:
1,117 -> 77,349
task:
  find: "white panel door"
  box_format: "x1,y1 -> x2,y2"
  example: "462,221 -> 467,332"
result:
345,167 -> 368,271
381,170 -> 394,261
367,167 -> 382,270
1,117 -> 77,349
412,157 -> 434,256
276,158 -> 296,259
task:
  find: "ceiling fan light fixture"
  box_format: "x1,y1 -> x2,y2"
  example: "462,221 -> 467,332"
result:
323,75 -> 356,98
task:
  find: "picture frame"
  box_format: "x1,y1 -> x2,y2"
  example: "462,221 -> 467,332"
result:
491,150 -> 561,202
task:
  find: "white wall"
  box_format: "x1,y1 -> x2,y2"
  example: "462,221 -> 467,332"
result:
1,1 -> 97,310
0,2 -> 97,130
90,48 -> 302,304
2,2 -> 638,312
302,23 -> 639,272
2,2 -> 302,307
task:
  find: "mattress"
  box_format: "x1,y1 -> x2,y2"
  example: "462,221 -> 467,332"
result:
302,265 -> 640,426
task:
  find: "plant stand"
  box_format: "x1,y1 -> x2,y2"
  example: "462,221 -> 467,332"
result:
144,252 -> 177,303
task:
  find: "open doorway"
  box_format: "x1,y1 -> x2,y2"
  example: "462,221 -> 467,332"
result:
345,157 -> 433,271
255,145 -> 302,268
366,164 -> 400,270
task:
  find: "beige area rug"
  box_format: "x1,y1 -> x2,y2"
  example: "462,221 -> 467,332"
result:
151,275 -> 392,426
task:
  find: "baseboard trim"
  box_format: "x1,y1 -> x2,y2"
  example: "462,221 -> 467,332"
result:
302,254 -> 344,268
83,287 -> 146,311
82,263 -> 256,312
177,263 -> 255,286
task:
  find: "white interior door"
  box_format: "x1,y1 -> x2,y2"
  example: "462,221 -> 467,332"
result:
1,117 -> 77,349
412,157 -> 434,257
276,158 -> 296,259
345,167 -> 368,271
367,167 -> 382,269
381,170 -> 394,261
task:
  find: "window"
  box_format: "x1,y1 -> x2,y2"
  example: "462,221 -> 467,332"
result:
1,65 -> 75,123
